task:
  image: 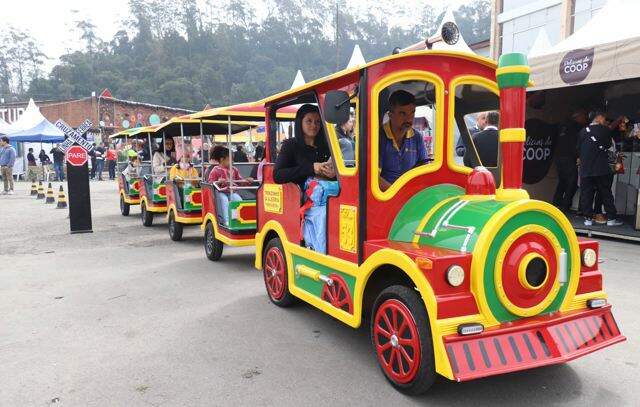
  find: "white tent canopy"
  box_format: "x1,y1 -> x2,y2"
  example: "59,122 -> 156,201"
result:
529,0 -> 640,90
6,98 -> 48,133
346,44 -> 366,69
545,0 -> 640,55
0,117 -> 12,135
527,28 -> 552,59
290,70 -> 306,89
432,7 -> 474,54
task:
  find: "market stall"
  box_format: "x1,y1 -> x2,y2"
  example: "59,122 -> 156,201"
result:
525,0 -> 640,240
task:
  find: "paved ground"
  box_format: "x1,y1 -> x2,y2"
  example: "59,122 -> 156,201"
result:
1,181 -> 638,406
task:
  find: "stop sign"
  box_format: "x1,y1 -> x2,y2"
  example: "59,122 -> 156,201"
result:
66,145 -> 88,167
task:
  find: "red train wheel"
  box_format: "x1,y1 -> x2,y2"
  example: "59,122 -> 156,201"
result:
264,248 -> 285,300
262,238 -> 294,307
321,274 -> 353,313
373,298 -> 422,384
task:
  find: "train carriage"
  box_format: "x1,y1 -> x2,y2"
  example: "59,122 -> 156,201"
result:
188,103 -> 296,260
155,115 -> 258,241
110,127 -> 153,216
130,126 -> 167,226
253,40 -> 625,394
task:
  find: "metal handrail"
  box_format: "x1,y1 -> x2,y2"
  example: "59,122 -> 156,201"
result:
212,181 -> 259,191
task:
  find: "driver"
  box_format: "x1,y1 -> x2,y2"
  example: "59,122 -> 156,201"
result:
379,90 -> 428,191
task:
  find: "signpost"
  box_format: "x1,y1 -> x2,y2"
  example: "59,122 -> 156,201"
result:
55,119 -> 93,234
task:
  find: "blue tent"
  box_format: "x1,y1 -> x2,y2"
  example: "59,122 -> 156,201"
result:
7,119 -> 65,143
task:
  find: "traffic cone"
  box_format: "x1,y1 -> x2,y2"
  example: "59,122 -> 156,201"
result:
56,185 -> 67,209
36,181 -> 45,199
30,182 -> 38,196
45,182 -> 55,204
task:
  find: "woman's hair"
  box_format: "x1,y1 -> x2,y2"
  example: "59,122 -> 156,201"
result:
164,136 -> 175,152
293,104 -> 327,147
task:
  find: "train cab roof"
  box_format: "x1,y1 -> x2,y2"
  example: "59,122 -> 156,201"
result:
260,50 -> 498,107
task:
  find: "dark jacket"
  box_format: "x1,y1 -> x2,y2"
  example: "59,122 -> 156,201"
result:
456,126 -> 481,157
463,127 -> 499,168
556,120 -> 582,159
233,149 -> 248,163
578,124 -> 612,177
51,147 -> 65,164
274,137 -> 331,190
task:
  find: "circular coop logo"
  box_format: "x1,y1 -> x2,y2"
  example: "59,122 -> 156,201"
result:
559,48 -> 594,85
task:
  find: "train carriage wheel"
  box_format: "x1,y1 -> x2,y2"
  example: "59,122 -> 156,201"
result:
262,237 -> 295,307
371,285 -> 435,395
204,221 -> 224,261
321,274 -> 353,313
141,202 -> 153,227
120,195 -> 130,216
168,211 -> 183,241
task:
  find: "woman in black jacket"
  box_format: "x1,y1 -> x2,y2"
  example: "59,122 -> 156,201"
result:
274,104 -> 334,190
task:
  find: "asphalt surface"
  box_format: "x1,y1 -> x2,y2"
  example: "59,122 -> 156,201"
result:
1,181 -> 638,406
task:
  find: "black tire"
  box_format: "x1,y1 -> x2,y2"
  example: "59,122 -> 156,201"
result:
141,202 -> 153,227
370,285 -> 435,395
120,195 -> 130,216
204,221 -> 224,261
168,211 -> 183,241
262,237 -> 296,307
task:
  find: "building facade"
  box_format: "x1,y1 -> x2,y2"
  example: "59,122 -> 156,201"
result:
0,92 -> 191,143
490,0 -> 606,59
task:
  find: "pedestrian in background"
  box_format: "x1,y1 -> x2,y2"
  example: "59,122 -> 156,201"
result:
578,111 -> 624,226
94,142 -> 106,180
233,144 -> 248,163
89,143 -> 97,179
50,144 -> 65,181
106,144 -> 117,180
26,147 -> 38,183
553,108 -> 587,212
0,136 -> 17,194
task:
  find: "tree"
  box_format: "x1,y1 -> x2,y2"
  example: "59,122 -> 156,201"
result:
26,0 -> 491,110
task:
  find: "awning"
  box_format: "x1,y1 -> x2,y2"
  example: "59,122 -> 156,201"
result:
7,119 -> 64,143
0,117 -> 12,135
529,0 -> 640,91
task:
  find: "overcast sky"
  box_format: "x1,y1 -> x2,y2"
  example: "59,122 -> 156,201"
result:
4,0 -> 471,72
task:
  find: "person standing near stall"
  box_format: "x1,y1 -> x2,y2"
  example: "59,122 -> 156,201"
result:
0,136 -> 17,194
92,142 -> 106,181
26,148 -> 38,183
553,108 -> 587,212
106,144 -> 117,180
50,144 -> 65,181
578,111 -> 624,226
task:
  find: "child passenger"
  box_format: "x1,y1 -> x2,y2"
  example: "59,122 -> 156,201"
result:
122,151 -> 141,182
207,146 -> 253,225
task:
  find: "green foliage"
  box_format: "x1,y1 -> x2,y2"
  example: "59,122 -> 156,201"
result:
13,0 -> 490,110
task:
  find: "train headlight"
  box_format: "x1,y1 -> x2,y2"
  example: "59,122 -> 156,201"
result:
446,265 -> 465,287
457,323 -> 484,336
582,248 -> 597,267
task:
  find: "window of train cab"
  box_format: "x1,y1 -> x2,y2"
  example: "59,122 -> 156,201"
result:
318,83 -> 360,177
448,76 -> 501,185
371,72 -> 444,201
317,81 -> 361,262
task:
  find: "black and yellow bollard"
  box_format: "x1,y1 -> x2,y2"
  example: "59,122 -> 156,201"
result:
56,185 -> 67,209
36,181 -> 45,200
30,182 -> 38,196
45,182 -> 55,204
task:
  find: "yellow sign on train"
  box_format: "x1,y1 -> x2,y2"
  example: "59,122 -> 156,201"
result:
263,184 -> 283,214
